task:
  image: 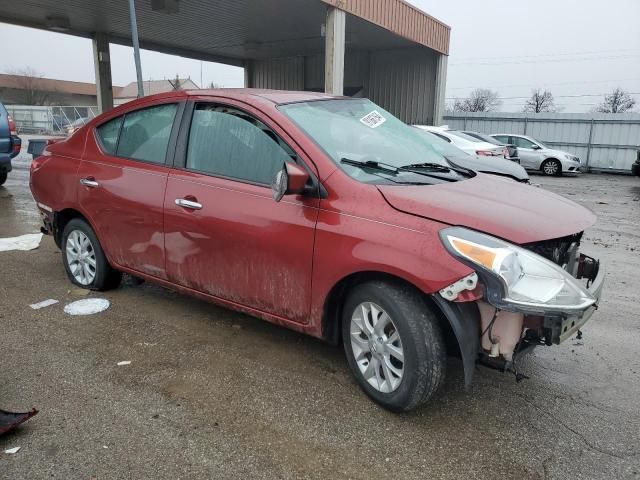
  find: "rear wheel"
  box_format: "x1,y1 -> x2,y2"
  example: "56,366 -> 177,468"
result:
0,171 -> 7,186
541,159 -> 561,176
342,281 -> 446,412
61,218 -> 121,290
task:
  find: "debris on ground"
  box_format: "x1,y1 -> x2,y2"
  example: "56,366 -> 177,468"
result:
64,299 -> 110,316
29,299 -> 59,310
117,361 -> 131,366
0,233 -> 43,252
4,447 -> 21,454
0,408 -> 38,436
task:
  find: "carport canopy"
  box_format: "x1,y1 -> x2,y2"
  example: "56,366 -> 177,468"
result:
1,0 -> 450,123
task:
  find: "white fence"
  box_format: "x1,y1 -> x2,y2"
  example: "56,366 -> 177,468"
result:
6,105 -> 98,135
442,112 -> 640,173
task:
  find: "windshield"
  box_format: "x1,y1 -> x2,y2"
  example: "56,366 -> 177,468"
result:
280,99 -> 454,183
530,137 -> 548,148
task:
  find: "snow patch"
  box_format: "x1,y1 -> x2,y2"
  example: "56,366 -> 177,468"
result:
0,233 -> 43,252
64,298 -> 110,316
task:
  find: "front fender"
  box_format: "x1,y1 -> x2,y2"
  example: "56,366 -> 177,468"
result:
431,295 -> 481,387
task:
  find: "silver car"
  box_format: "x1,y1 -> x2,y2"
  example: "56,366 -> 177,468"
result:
414,128 -> 529,183
491,134 -> 581,176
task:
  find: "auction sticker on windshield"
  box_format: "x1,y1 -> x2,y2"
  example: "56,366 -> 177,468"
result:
360,110 -> 386,129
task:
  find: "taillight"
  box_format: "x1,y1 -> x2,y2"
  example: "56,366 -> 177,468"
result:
476,150 -> 494,156
12,142 -> 20,154
7,115 -> 17,135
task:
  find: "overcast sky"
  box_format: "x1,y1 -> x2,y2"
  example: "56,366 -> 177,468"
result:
0,0 -> 638,113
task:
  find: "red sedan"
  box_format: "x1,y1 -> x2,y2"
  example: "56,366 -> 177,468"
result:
30,89 -> 604,411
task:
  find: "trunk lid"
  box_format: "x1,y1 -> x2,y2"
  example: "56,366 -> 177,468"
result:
377,173 -> 596,244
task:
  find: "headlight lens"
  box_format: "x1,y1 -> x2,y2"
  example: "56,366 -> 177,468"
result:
440,227 -> 595,312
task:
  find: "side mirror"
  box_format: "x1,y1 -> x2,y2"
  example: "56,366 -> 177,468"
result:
271,163 -> 310,202
531,144 -> 541,150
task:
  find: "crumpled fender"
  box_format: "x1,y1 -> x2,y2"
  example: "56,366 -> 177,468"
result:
431,295 -> 480,387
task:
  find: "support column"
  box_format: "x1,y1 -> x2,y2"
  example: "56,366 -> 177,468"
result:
432,54 -> 448,126
92,33 -> 113,113
324,7 -> 345,95
243,60 -> 254,88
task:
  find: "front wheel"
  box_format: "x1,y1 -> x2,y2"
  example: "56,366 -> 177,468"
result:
62,218 -> 122,291
342,281 -> 446,412
0,171 -> 7,186
541,159 -> 562,176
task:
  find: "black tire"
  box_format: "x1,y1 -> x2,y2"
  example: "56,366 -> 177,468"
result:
0,171 -> 7,186
541,158 -> 562,176
342,281 -> 446,412
61,218 -> 121,291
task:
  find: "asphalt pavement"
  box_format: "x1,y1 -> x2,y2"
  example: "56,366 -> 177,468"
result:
1,144 -> 639,479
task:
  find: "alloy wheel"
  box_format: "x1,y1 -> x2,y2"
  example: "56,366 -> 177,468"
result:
543,160 -> 559,175
65,230 -> 97,286
350,302 -> 404,393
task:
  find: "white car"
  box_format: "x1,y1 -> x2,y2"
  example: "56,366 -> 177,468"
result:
416,126 -> 507,158
491,134 -> 581,176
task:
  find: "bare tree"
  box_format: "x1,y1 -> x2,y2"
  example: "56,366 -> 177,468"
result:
207,81 -> 223,89
596,88 -> 636,113
453,89 -> 501,112
523,89 -> 556,113
4,67 -> 50,105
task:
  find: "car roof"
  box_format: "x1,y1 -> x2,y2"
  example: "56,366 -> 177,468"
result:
126,88 -> 343,106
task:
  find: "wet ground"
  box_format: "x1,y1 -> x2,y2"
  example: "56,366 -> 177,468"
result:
1,142 -> 639,479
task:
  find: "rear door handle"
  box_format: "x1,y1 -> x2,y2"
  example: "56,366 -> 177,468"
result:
175,198 -> 203,210
80,177 -> 99,188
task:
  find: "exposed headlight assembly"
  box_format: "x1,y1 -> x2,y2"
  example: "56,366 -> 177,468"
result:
440,227 -> 595,314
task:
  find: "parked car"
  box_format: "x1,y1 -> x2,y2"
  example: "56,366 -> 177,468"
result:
491,134 -> 581,175
30,90 -> 604,412
416,126 -> 508,159
461,130 -> 519,162
0,101 -> 22,186
413,128 -> 529,182
632,147 -> 640,176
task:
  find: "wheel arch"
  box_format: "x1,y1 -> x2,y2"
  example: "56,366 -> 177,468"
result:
321,271 -> 473,380
53,207 -> 99,249
541,157 -> 562,173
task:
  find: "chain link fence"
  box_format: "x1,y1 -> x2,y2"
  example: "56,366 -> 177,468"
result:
6,105 -> 98,135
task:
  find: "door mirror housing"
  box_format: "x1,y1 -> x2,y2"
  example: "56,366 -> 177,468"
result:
271,163 -> 310,202
531,144 -> 542,150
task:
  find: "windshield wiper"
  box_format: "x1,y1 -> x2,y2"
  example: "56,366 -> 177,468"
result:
340,158 -> 401,174
341,157 -> 461,182
400,162 -> 451,172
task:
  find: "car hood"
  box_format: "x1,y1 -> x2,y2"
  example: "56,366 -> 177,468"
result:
446,154 -> 528,182
377,173 -> 596,244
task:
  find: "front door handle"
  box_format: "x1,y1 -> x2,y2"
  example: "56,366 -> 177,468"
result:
80,177 -> 99,188
175,198 -> 203,210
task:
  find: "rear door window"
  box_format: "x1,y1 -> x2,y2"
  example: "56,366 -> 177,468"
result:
96,116 -> 123,155
186,104 -> 293,185
493,135 -> 509,144
117,103 -> 177,163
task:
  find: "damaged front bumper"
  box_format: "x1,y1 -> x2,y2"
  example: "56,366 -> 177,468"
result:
434,244 -> 605,386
